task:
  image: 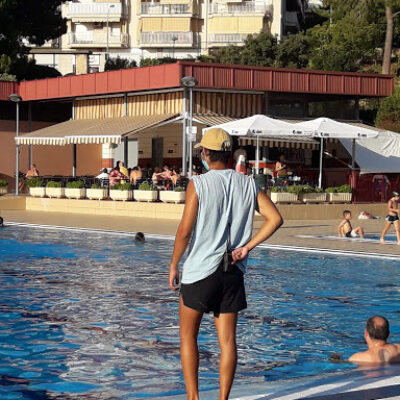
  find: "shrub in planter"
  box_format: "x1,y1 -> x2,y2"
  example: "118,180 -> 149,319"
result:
110,182 -> 134,201
0,179 -> 8,196
270,185 -> 299,203
134,182 -> 158,202
160,186 -> 186,203
46,181 -> 65,198
27,177 -> 46,197
65,181 -> 86,199
299,185 -> 327,203
86,183 -> 108,200
326,185 -> 352,203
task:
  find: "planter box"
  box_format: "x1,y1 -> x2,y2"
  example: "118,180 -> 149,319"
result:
29,187 -> 46,197
65,188 -> 86,199
134,190 -> 158,202
0,187 -> 8,196
300,193 -> 328,203
110,190 -> 133,201
159,191 -> 186,204
270,192 -> 298,203
327,192 -> 352,203
46,187 -> 65,198
86,188 -> 108,200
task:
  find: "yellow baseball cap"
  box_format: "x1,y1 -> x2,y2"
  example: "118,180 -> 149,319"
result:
194,128 -> 232,151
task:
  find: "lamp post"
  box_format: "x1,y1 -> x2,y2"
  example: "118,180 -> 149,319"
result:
180,76 -> 198,177
9,93 -> 22,195
106,4 -> 116,59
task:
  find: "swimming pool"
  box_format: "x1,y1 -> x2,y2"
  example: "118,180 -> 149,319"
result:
1,224 -> 399,399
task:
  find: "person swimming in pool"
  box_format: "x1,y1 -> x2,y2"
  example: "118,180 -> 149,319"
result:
338,210 -> 364,239
380,191 -> 400,245
349,316 -> 400,365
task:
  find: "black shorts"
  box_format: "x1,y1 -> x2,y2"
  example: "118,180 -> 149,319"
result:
386,214 -> 399,224
180,263 -> 247,314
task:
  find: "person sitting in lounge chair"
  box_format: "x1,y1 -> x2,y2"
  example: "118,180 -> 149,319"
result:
338,210 -> 364,238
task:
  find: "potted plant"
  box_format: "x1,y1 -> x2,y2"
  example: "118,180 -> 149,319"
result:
159,186 -> 186,204
0,179 -> 8,196
299,185 -> 327,203
65,181 -> 86,199
86,183 -> 108,200
46,181 -> 65,198
110,182 -> 134,201
270,185 -> 300,203
326,185 -> 352,203
27,177 -> 46,197
134,182 -> 158,202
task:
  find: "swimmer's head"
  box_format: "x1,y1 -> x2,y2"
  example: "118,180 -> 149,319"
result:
135,232 -> 145,243
393,191 -> 399,199
343,210 -> 351,219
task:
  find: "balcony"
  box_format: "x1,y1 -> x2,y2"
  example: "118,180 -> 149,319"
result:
208,33 -> 250,45
67,2 -> 126,22
139,31 -> 195,47
209,2 -> 272,15
68,32 -> 128,48
140,3 -> 191,15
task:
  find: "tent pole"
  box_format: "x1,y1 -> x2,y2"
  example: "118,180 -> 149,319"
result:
72,144 -> 77,177
256,135 -> 260,173
318,138 -> 324,188
351,139 -> 356,188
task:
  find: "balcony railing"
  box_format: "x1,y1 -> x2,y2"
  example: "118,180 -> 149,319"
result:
208,33 -> 249,44
67,2 -> 125,20
140,3 -> 191,15
209,2 -> 272,15
68,32 -> 128,47
140,31 -> 195,46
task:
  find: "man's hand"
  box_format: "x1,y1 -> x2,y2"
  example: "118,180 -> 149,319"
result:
169,265 -> 180,291
231,246 -> 249,263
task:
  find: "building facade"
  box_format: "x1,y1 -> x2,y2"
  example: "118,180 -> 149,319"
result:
30,0 -> 306,74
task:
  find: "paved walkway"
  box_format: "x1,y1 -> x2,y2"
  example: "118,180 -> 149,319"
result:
2,210 -> 399,256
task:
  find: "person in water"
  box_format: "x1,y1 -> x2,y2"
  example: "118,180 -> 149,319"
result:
338,210 -> 364,238
380,191 -> 400,245
349,316 -> 400,365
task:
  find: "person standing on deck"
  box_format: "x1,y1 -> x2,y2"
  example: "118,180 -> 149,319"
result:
169,128 -> 283,400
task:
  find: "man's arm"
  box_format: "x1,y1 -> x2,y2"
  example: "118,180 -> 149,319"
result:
232,191 -> 283,262
169,181 -> 198,290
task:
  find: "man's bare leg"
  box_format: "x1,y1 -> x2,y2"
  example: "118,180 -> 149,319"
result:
214,312 -> 238,400
381,222 -> 391,243
179,297 -> 203,400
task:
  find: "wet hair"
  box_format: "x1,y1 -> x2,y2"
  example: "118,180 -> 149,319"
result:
366,316 -> 389,341
135,232 -> 145,243
343,210 -> 351,217
207,150 -> 231,164
0,217 -> 3,227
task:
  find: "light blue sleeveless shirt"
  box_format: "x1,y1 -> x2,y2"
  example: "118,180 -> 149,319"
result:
181,169 -> 258,284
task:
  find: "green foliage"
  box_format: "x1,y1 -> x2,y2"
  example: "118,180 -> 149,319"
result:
376,87 -> 400,132
0,179 -> 8,187
105,56 -> 137,71
275,33 -> 310,69
337,184 -> 352,193
26,177 -> 43,188
46,181 -> 62,188
66,181 -> 84,189
174,186 -> 185,192
287,185 -> 303,195
91,183 -> 102,189
138,182 -> 157,191
111,182 -> 133,190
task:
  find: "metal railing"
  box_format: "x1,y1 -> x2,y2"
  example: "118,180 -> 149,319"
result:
208,33 -> 249,44
209,2 -> 272,15
68,32 -> 128,46
140,31 -> 194,45
67,2 -> 124,17
140,3 -> 190,15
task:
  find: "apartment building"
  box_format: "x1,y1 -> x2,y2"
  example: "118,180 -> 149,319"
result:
31,0 -> 306,75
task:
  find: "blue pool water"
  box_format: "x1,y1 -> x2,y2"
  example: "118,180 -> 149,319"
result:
1,225 -> 400,399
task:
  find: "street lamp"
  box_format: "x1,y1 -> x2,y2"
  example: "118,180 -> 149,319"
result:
180,76 -> 198,177
106,4 -> 116,59
9,93 -> 22,196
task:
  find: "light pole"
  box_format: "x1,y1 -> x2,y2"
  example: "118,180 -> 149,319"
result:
180,76 -> 198,177
9,93 -> 22,195
106,4 -> 116,59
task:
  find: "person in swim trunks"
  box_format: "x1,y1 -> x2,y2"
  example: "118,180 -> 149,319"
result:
338,210 -> 364,239
381,191 -> 400,245
169,128 -> 283,400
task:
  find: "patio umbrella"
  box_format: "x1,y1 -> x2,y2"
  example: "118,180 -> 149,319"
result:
290,118 -> 380,188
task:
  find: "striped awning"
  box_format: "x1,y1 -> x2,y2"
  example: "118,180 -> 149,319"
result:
239,136 -> 319,150
16,114 -> 179,146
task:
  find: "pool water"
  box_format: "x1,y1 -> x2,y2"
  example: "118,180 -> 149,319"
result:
1,225 -> 400,399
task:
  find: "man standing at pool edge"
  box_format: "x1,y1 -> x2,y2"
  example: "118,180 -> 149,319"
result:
169,128 -> 283,400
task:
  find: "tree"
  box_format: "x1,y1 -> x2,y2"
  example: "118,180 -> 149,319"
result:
275,33 -> 310,69
105,56 -> 137,71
